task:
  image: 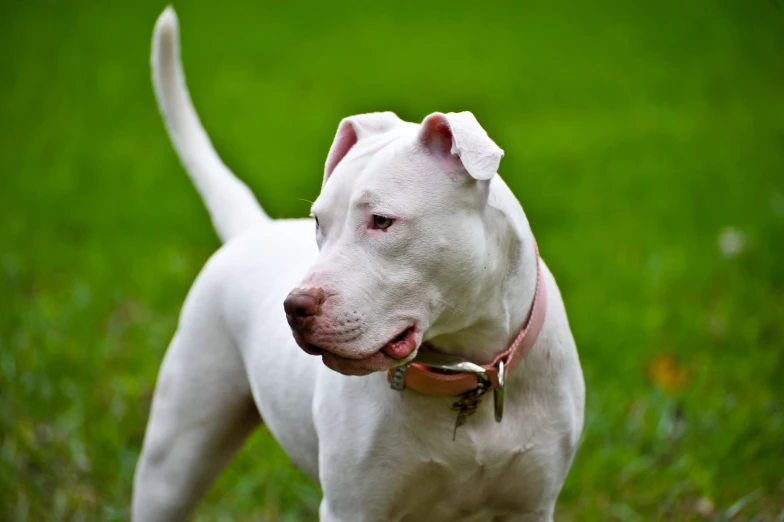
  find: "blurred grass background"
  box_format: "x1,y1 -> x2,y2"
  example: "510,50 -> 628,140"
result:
1,0 -> 783,520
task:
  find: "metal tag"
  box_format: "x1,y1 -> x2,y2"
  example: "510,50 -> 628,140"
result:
494,360 -> 505,422
451,374 -> 492,440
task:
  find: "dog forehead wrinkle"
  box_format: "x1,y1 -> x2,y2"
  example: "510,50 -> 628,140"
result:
355,190 -> 382,208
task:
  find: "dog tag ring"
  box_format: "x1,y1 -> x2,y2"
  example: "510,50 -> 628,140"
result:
494,360 -> 505,422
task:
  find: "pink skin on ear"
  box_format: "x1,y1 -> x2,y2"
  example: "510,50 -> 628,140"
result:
323,112 -> 405,182
420,114 -> 456,158
324,122 -> 358,180
418,112 -> 504,181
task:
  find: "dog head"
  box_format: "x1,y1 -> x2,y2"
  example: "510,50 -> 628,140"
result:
284,111 -> 504,375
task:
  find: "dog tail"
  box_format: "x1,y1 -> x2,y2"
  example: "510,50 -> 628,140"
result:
151,7 -> 268,243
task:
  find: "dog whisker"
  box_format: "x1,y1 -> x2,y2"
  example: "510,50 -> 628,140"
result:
434,297 -> 466,315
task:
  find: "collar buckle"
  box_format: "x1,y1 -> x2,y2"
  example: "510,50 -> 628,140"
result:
409,350 -> 488,375
389,362 -> 411,391
389,351 -> 490,392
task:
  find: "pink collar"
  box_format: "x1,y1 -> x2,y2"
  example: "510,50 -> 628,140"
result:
386,249 -> 548,398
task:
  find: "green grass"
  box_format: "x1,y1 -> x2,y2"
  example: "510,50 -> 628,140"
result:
1,0 -> 783,520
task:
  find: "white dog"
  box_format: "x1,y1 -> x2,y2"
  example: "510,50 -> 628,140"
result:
132,8 -> 585,522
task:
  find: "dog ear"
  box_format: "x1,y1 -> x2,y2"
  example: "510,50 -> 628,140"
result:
324,112 -> 403,181
418,112 -> 504,181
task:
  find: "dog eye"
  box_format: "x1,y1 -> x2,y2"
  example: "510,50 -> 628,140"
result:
372,215 -> 394,230
313,215 -> 320,229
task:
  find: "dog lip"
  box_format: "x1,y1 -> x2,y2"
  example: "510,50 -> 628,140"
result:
302,343 -> 323,356
313,327 -> 419,376
320,350 -> 397,376
289,327 -> 324,356
380,326 -> 417,360
291,324 -> 419,374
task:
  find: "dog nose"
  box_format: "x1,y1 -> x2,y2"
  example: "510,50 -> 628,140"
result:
284,287 -> 326,318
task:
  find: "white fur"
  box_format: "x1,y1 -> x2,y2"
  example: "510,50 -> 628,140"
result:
133,8 -> 585,522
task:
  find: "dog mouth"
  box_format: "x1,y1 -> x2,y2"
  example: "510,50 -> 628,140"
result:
380,327 -> 418,359
300,326 -> 418,376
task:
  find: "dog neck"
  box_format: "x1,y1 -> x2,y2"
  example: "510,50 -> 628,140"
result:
424,176 -> 539,365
